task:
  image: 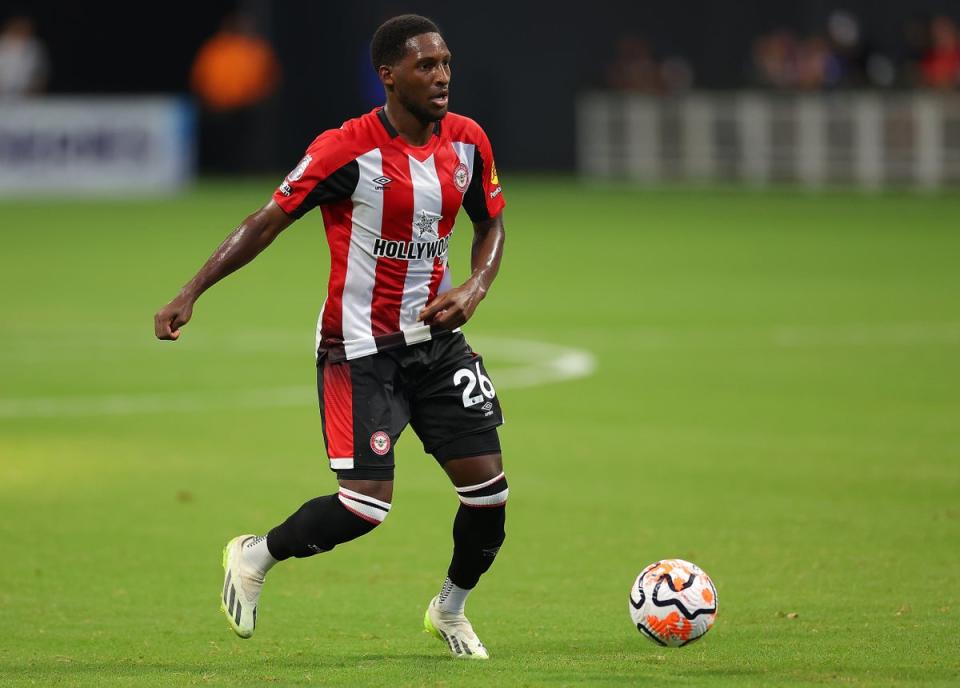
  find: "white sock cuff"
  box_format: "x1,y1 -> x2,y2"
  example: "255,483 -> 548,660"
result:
455,472 -> 508,507
338,488 -> 391,525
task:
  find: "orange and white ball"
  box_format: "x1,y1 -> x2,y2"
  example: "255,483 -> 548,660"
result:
629,559 -> 718,647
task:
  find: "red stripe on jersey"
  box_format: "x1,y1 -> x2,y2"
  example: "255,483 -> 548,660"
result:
322,359 -> 354,459
320,199 -> 354,341
369,146 -> 413,336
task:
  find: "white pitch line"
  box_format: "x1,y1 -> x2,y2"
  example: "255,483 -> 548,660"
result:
0,337 -> 596,419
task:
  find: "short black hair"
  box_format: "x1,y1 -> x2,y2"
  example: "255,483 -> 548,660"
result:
370,14 -> 441,69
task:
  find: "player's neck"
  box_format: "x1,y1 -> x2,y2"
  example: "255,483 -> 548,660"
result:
382,103 -> 435,147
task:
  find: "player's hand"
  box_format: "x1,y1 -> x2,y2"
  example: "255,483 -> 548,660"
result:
154,294 -> 195,341
418,279 -> 484,330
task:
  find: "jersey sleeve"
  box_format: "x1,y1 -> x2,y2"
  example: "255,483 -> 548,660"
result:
273,131 -> 359,219
462,126 -> 505,223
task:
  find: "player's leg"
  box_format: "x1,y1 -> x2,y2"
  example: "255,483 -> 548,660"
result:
221,477 -> 393,637
423,439 -> 507,659
220,353 -> 404,639
407,334 -> 506,659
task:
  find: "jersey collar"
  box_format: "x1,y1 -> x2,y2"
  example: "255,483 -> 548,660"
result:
376,107 -> 441,140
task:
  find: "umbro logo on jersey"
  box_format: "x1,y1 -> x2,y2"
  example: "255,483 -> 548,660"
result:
372,176 -> 392,190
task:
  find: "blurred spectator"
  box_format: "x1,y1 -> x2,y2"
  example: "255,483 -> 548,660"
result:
752,30 -> 798,88
920,15 -> 960,89
0,15 -> 48,97
191,12 -> 279,111
660,56 -> 694,94
899,13 -> 931,86
795,35 -> 832,89
825,10 -> 865,86
605,35 -> 693,95
752,11 -> 900,91
190,12 -> 281,173
605,35 -> 662,93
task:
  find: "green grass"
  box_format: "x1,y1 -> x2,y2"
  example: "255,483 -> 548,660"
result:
1,178 -> 959,686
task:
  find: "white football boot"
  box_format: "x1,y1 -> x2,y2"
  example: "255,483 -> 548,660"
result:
423,596 -> 490,659
220,535 -> 264,638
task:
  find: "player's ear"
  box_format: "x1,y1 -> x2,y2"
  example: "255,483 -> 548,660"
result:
378,65 -> 395,89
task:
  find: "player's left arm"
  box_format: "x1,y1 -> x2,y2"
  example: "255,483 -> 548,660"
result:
418,212 -> 504,330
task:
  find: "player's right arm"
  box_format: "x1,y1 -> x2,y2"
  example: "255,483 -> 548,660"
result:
153,200 -> 294,341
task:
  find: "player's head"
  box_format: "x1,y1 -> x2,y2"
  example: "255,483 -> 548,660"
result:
371,14 -> 450,123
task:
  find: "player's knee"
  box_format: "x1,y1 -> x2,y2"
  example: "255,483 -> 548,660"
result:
455,471 -> 508,508
453,471 -> 508,551
337,487 -> 392,527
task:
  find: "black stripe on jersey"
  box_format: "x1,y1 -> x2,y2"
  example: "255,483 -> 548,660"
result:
290,160 -> 360,219
463,148 -> 491,222
456,475 -> 508,498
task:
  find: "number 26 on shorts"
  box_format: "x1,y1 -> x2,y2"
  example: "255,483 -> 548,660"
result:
453,362 -> 496,408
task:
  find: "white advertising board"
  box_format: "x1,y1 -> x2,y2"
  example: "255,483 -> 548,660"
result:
0,97 -> 194,195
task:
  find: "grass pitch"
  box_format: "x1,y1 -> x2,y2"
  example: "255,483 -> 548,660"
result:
1,178 -> 959,686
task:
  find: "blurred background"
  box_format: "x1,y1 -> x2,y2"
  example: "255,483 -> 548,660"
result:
3,0 -> 960,190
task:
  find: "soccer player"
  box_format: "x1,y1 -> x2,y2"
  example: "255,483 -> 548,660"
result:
154,15 -> 507,659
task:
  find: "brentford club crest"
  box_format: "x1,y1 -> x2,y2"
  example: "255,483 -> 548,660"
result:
370,431 -> 391,456
453,162 -> 469,192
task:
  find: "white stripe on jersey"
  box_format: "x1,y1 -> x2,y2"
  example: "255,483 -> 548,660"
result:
450,142 -> 477,187
341,149 -> 384,360
400,153 -> 444,331
314,301 -> 326,360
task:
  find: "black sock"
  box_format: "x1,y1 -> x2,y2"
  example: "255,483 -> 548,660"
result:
266,494 -> 379,560
447,503 -> 506,589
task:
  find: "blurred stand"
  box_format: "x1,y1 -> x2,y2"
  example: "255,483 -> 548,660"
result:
577,91 -> 960,190
3,2 -> 959,185
190,11 -> 280,174
580,10 -> 960,190
746,12 -> 959,91
0,14 -> 48,97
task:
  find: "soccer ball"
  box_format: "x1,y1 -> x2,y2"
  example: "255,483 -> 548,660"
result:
629,559 -> 718,647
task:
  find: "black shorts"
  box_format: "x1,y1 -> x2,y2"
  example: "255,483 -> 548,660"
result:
316,332 -> 504,481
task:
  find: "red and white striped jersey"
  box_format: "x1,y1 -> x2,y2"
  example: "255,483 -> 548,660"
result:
273,108 -> 505,361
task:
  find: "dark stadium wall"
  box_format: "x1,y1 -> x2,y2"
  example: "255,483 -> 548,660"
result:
15,0 -> 960,173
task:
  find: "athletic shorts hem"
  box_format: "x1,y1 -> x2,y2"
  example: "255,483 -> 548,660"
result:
332,466 -> 396,481
431,427 -> 502,463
